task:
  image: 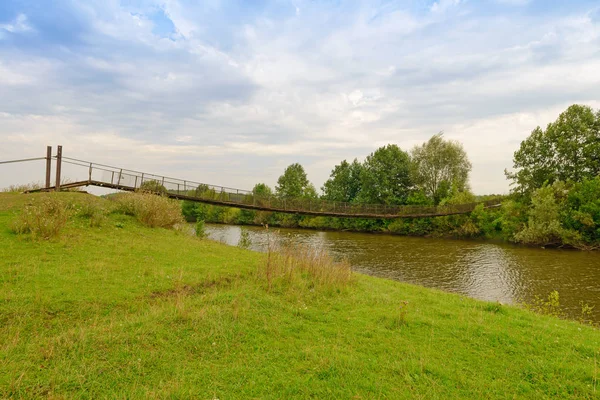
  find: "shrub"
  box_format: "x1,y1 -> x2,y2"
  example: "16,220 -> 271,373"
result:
195,220 -> 207,238
238,228 -> 251,249
10,195 -> 72,239
562,177 -> 600,245
513,183 -> 573,246
113,192 -> 184,228
523,290 -> 564,318
139,180 -> 168,195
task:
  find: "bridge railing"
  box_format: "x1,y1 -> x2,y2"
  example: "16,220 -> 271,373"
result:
61,157 -> 501,217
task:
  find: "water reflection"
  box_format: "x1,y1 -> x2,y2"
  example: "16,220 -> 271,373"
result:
204,224 -> 600,323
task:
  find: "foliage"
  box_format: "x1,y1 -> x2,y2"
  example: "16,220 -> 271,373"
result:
523,290 -> 564,318
359,144 -> 413,205
321,159 -> 363,202
276,163 -> 317,199
405,190 -> 433,206
506,104 -> 600,194
411,132 -> 472,204
238,228 -> 252,249
195,219 -> 206,238
513,184 -> 567,246
139,180 -> 168,195
252,183 -> 273,197
562,176 -> 600,245
181,200 -> 197,222
10,195 -> 72,239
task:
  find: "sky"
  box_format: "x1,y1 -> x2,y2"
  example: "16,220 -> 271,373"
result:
1,0 -> 599,194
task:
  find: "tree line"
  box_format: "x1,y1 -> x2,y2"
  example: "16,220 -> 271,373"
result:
182,104 -> 600,249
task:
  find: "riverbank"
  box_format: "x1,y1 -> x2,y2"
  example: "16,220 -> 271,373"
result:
202,222 -> 600,323
1,192 -> 599,398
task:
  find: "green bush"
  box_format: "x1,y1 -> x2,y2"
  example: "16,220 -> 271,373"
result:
562,177 -> 600,245
514,184 -> 566,246
139,180 -> 168,195
195,220 -> 207,238
238,228 -> 251,249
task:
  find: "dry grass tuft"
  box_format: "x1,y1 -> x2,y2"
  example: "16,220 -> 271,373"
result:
10,195 -> 72,239
112,192 -> 185,228
259,234 -> 353,292
2,182 -> 42,193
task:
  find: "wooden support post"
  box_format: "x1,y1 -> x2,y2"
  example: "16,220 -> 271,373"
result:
88,163 -> 92,182
45,146 -> 52,189
55,145 -> 62,191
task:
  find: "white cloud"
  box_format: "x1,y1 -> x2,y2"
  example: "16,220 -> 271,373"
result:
1,1 -> 600,195
430,0 -> 462,14
0,13 -> 33,33
494,0 -> 531,5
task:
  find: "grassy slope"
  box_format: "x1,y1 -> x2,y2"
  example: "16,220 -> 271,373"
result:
0,193 -> 599,399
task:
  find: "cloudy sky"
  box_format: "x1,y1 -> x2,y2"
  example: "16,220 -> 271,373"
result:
1,0 -> 599,194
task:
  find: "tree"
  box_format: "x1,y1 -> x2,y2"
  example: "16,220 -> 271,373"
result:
562,176 -> 600,245
275,163 -> 317,199
252,183 -> 273,197
358,144 -> 413,205
506,104 -> 600,194
410,133 -> 472,204
139,180 -> 167,195
321,159 -> 363,202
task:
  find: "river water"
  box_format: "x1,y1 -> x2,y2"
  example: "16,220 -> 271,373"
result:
204,224 -> 600,323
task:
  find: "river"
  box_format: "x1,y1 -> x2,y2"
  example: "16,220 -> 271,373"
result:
204,223 -> 600,323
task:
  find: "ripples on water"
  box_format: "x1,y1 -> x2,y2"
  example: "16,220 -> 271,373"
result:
204,224 -> 600,323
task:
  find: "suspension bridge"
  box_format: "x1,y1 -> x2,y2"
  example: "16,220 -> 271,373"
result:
2,146 -> 503,219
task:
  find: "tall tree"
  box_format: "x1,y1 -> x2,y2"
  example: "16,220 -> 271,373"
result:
358,144 -> 413,205
410,133 -> 472,204
276,163 -> 317,199
321,159 -> 363,202
506,104 -> 600,194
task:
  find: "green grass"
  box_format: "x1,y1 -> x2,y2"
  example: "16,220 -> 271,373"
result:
1,192 -> 599,399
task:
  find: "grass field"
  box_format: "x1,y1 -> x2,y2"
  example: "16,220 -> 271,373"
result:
1,192 -> 599,399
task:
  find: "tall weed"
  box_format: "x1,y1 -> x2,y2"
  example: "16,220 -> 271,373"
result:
2,182 -> 42,193
10,195 -> 72,239
75,200 -> 107,227
113,192 -> 184,228
260,230 -> 353,292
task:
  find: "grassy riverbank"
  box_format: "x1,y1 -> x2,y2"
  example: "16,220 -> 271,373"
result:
1,192 -> 599,399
